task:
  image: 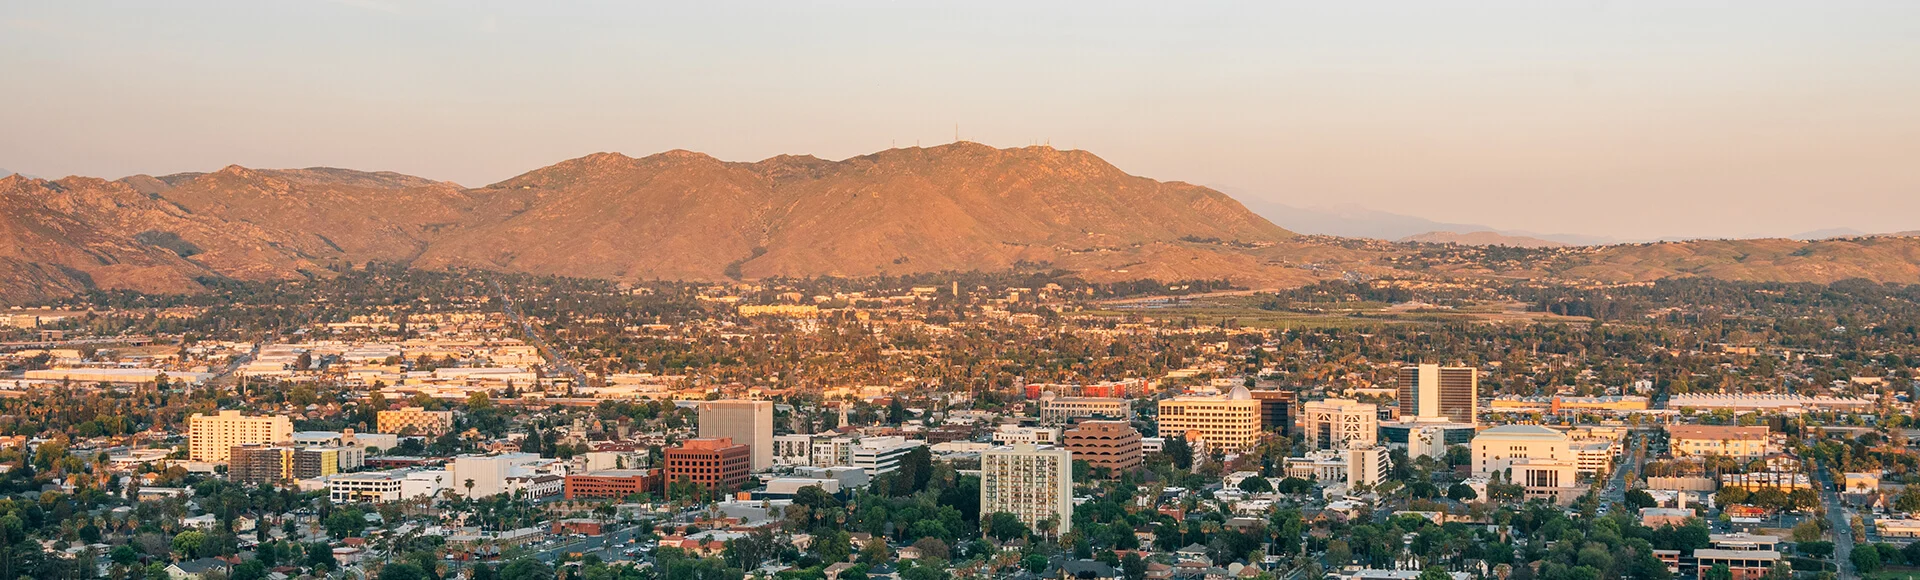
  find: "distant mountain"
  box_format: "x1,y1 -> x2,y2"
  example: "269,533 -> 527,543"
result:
1400,231 -> 1568,248
1792,228 -> 1868,240
1240,201 -> 1491,241
0,144 -> 1299,302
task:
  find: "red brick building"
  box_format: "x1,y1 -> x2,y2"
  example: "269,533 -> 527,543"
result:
563,469 -> 662,500
664,437 -> 751,491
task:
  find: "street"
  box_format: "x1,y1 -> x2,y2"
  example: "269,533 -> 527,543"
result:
1817,461 -> 1855,580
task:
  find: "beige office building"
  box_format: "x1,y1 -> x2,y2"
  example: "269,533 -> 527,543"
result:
1471,424 -> 1581,504
377,406 -> 455,436
189,410 -> 293,462
699,400 -> 774,471
1041,397 -> 1133,423
1398,364 -> 1478,424
1157,386 -> 1261,451
1302,399 -> 1378,450
980,444 -> 1073,535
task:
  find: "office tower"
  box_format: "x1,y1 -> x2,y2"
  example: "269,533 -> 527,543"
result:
698,400 -> 774,471
1301,399 -> 1378,450
1062,420 -> 1142,472
1156,386 -> 1261,451
1249,389 -> 1295,436
1398,364 -> 1478,424
663,437 -> 752,491
980,444 -> 1073,535
188,410 -> 294,462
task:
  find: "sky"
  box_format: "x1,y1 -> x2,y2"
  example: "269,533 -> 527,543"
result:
2,1 -> 1917,240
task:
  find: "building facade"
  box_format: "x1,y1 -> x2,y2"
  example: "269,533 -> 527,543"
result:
1040,397 -> 1133,424
1302,399 -> 1379,450
1156,387 -> 1261,451
229,444 -> 295,485
1471,424 -> 1581,504
1062,420 -> 1142,472
698,400 -> 774,471
664,438 -> 752,491
980,444 -> 1073,535
850,436 -> 925,475
563,469 -> 663,500
189,410 -> 293,463
1249,390 -> 1295,437
1668,425 -> 1772,459
376,407 -> 455,436
1397,364 -> 1478,424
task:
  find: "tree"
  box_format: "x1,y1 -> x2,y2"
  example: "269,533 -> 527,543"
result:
172,531 -> 208,559
911,537 -> 950,561
1704,564 -> 1733,580
1792,520 -> 1824,544
231,561 -> 268,580
1851,544 -> 1883,574
1165,437 -> 1193,470
111,545 -> 140,566
1419,568 -> 1453,580
1447,483 -> 1478,502
1278,477 -> 1313,494
1326,540 -> 1352,566
1238,476 -> 1273,494
1122,553 -> 1147,580
1022,554 -> 1048,574
987,513 -> 1029,542
1799,541 -> 1834,559
498,558 -> 557,580
1625,489 -> 1657,510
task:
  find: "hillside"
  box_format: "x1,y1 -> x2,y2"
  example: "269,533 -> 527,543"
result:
9,144 -> 1920,304
1400,231 -> 1569,249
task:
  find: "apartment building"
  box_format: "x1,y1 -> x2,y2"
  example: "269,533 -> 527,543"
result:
229,444 -> 296,485
188,410 -> 293,463
1157,387 -> 1261,451
980,444 -> 1073,535
992,426 -> 1060,446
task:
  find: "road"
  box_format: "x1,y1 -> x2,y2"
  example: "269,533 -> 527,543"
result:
1602,430 -> 1649,507
534,527 -> 645,563
1817,461 -> 1854,580
491,280 -> 590,389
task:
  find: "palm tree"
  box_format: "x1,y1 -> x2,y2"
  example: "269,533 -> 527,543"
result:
464,478 -> 476,500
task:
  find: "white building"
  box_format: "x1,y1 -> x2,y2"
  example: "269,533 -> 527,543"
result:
991,426 -> 1060,446
698,400 -> 774,472
1471,424 -> 1581,504
448,453 -> 566,498
810,435 -> 857,467
773,434 -> 816,466
850,436 -> 925,476
1302,399 -> 1378,450
980,444 -> 1073,535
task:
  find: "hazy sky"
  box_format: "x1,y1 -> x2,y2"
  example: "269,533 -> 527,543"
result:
3,1 -> 1917,240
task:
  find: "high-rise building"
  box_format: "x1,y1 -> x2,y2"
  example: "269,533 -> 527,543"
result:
377,407 -> 455,436
1249,389 -> 1296,436
189,410 -> 293,462
1156,386 -> 1261,451
664,437 -> 752,491
850,436 -> 925,476
980,444 -> 1073,535
1062,420 -> 1142,472
698,400 -> 773,472
293,446 -> 363,479
1302,399 -> 1378,450
1398,364 -> 1478,424
229,444 -> 296,485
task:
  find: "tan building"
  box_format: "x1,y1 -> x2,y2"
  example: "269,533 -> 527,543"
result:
1157,387 -> 1261,451
1302,398 -> 1378,450
377,406 -> 455,436
980,444 -> 1073,535
1062,420 -> 1142,472
1398,365 -> 1477,424
1471,424 -> 1582,504
1668,425 -> 1772,459
698,400 -> 774,471
1041,397 -> 1133,424
188,410 -> 293,462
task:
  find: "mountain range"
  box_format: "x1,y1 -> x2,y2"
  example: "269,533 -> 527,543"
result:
4,143 -> 1920,304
